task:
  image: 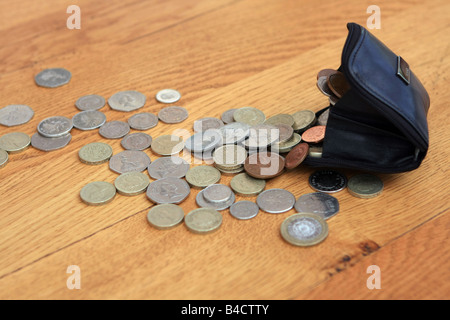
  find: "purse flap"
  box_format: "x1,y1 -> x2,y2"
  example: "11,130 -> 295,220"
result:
341,23 -> 430,151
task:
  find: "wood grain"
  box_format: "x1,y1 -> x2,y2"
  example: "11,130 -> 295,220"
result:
0,0 -> 448,299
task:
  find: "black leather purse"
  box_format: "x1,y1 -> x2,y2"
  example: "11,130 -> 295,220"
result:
303,22 -> 430,173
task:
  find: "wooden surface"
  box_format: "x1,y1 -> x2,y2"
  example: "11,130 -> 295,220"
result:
0,0 -> 448,300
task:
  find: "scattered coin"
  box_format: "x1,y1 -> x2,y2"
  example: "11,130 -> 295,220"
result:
213,144 -> 247,168
220,122 -> 250,144
309,170 -> 347,193
114,171 -> 150,196
0,149 -> 8,169
193,117 -> 224,132
244,152 -> 285,179
230,172 -> 266,196
80,181 -> 116,206
99,120 -> 130,139
292,110 -> 316,132
147,204 -> 185,230
35,68 -> 71,88
280,213 -> 328,246
31,133 -> 72,152
109,150 -> 151,174
256,188 -> 295,213
294,192 -> 339,220
233,107 -> 266,126
146,177 -> 191,204
75,94 -> 106,111
229,201 -> 260,220
184,130 -> 222,153
151,135 -> 185,156
158,106 -> 188,124
120,132 -> 152,150
308,146 -> 323,158
184,208 -> 222,234
317,68 -> 337,80
244,124 -> 279,150
272,133 -> 301,153
348,174 -> 384,199
264,114 -> 295,127
37,116 -> 73,138
285,143 -> 309,169
146,156 -> 189,180
0,132 -> 31,153
108,90 -> 146,112
203,184 -> 233,203
155,89 -> 181,104
127,112 -> 158,130
327,71 -> 350,98
0,105 -> 34,127
275,124 -> 294,143
185,165 -> 221,188
221,109 -> 237,124
316,76 -> 335,98
301,126 -> 326,144
79,142 -> 113,165
72,110 -> 106,131
317,109 -> 330,126
196,188 -> 235,211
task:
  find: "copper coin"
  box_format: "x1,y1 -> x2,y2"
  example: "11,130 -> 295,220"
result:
317,68 -> 337,80
327,72 -> 350,98
285,143 -> 309,170
302,126 -> 326,144
244,152 -> 285,179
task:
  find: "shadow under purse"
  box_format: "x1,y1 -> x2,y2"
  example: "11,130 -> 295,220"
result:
303,22 -> 430,173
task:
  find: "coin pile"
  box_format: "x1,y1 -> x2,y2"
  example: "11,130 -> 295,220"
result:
1,68 -> 385,247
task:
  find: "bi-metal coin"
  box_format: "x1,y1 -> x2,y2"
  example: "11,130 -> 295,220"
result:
280,213 -> 329,247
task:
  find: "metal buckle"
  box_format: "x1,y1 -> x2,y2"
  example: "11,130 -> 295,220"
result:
397,56 -> 410,85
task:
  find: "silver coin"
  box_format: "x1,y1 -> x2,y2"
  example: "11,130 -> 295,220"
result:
309,170 -> 347,193
146,177 -> 190,204
99,120 -> 130,139
294,192 -> 339,220
109,150 -> 151,174
0,105 -> 34,127
229,201 -> 259,220
31,133 -> 72,151
72,110 -> 106,130
221,109 -> 237,124
203,184 -> 233,203
317,109 -> 330,126
184,129 -> 222,153
147,156 -> 190,180
120,132 -> 152,150
75,94 -> 105,111
220,122 -> 250,144
35,68 -> 71,88
0,132 -> 30,153
155,89 -> 181,104
196,188 -> 235,211
244,124 -> 279,149
127,112 -> 158,130
158,106 -> 188,124
193,117 -> 224,133
37,116 -> 73,138
108,90 -> 146,112
256,188 -> 295,214
0,149 -> 8,168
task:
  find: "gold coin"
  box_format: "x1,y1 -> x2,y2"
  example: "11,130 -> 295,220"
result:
78,142 -> 113,165
272,133 -> 301,153
291,110 -> 316,132
147,204 -> 185,230
233,107 -> 266,126
0,132 -> 30,153
151,135 -> 184,156
185,208 -> 222,234
185,165 -> 221,188
114,171 -> 150,196
230,173 -> 266,196
80,181 -> 116,206
264,114 -> 295,127
347,174 -> 383,199
280,213 -> 328,247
